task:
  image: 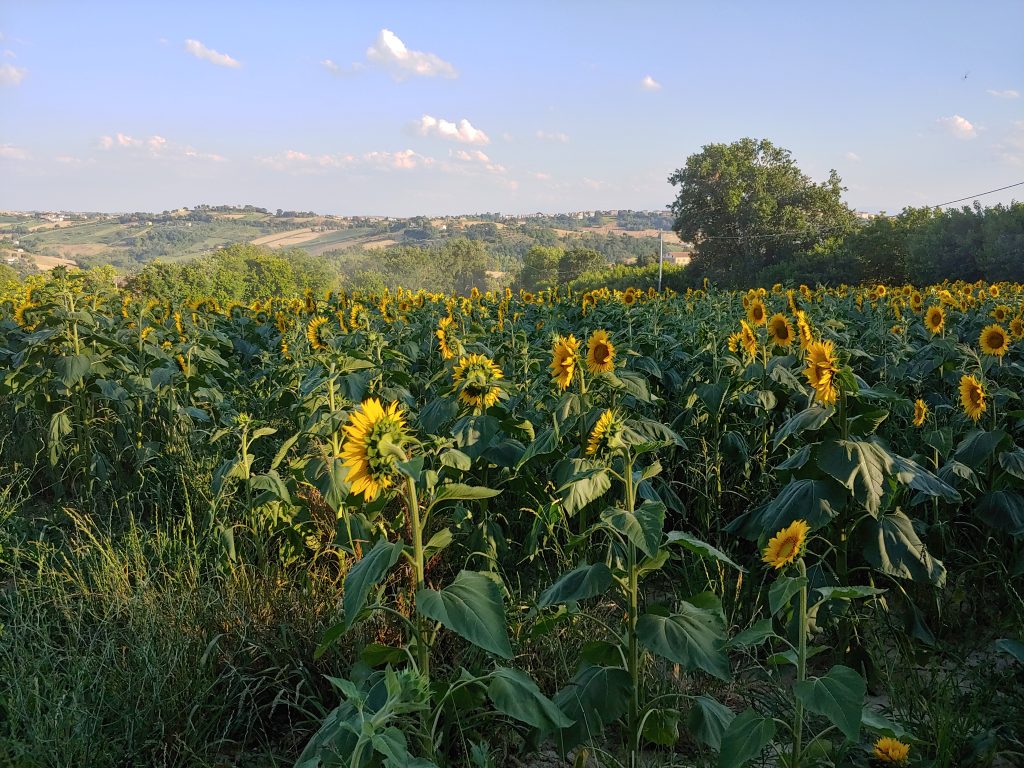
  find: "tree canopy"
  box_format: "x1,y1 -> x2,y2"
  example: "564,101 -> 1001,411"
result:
668,138 -> 856,286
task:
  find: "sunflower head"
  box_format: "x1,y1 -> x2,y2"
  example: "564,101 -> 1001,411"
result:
747,297 -> 767,326
341,398 -> 409,502
453,353 -> 504,411
959,375 -> 986,422
924,305 -> 945,335
873,737 -> 910,765
622,288 -> 638,306
913,398 -> 928,428
803,339 -> 841,405
586,329 -> 616,374
550,334 -> 580,390
306,316 -> 329,351
767,313 -> 794,347
910,291 -> 923,312
992,304 -> 1011,323
739,320 -> 758,358
762,520 -> 810,569
586,409 -> 624,456
979,323 -> 1010,357
1010,316 -> 1024,339
989,284 -> 1000,298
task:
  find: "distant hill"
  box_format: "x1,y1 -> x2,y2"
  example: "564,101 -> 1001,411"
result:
0,206 -> 685,274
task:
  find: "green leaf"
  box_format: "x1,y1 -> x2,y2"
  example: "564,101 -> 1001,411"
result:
736,479 -> 844,538
727,618 -> 775,649
642,708 -> 680,746
818,438 -> 893,516
601,500 -> 665,558
862,509 -> 946,586
954,428 -> 1009,469
999,448 -> 1024,481
54,353 -> 91,389
551,665 -> 632,751
861,707 -> 909,738
487,667 -> 572,730
687,695 -> 735,751
717,709 -> 775,768
891,453 -> 960,503
665,530 -> 744,570
416,571 -> 513,659
976,491 -> 1024,537
432,483 -> 502,504
815,586 -> 886,602
516,426 -> 560,469
793,664 -> 866,742
556,459 -> 612,515
538,562 -> 613,608
769,575 -> 807,616
773,405 -> 832,449
440,449 -> 472,471
344,539 -> 404,629
636,603 -> 730,681
424,528 -> 453,560
453,415 -> 501,461
995,638 -> 1024,664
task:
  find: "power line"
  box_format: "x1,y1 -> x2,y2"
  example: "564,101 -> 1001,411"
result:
930,180 -> 1024,208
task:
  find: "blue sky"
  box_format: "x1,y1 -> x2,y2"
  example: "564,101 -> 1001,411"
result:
1,1 -> 1022,216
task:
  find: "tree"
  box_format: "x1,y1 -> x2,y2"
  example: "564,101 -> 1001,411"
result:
519,245 -> 563,290
668,138 -> 856,286
558,246 -> 605,284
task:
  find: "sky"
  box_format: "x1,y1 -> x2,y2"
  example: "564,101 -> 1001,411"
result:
1,1 -> 1022,216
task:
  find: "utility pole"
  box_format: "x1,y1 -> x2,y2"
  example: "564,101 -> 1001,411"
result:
657,231 -> 664,292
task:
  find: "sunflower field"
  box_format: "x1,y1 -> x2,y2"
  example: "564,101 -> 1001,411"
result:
1,269 -> 1023,767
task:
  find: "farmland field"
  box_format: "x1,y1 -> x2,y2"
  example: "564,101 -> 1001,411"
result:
1,274 -> 1022,767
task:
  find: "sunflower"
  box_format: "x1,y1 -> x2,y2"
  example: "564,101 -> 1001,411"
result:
989,284 -> 1000,298
739,320 -> 758,358
727,330 -> 742,354
306,316 -> 329,351
992,304 -> 1011,323
913,398 -> 928,427
762,520 -> 810,569
924,305 -> 945,335
875,284 -> 887,299
979,323 -> 1010,357
910,291 -> 923,312
437,315 -> 456,360
453,353 -> 504,411
550,335 -> 580,390
795,311 -> 814,350
873,737 -> 910,765
340,398 -> 409,501
959,374 -> 986,422
621,289 -> 638,306
767,313 -> 794,347
586,329 -> 616,374
586,409 -> 623,456
803,339 -> 841,405
1010,316 -> 1024,339
747,297 -> 767,326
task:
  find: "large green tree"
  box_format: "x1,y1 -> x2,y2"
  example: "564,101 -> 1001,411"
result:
668,138 -> 856,286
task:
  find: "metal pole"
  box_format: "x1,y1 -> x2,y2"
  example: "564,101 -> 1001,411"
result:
657,231 -> 664,292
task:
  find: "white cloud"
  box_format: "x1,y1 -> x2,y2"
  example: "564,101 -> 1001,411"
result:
937,114 -> 977,139
451,149 -> 505,174
99,132 -> 225,162
417,115 -> 490,145
845,151 -> 861,163
0,62 -> 27,86
259,148 -> 432,172
365,148 -> 434,170
641,75 -> 661,91
987,89 -> 1020,99
993,120 -> 1024,167
536,130 -> 569,143
0,143 -> 29,160
184,39 -> 241,68
3,49 -> 16,58
582,177 -> 610,191
366,29 -> 456,80
321,58 -> 340,74
530,171 -> 551,181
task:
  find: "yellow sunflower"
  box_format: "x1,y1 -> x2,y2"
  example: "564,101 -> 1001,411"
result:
747,297 -> 767,326
924,305 -> 945,335
1010,316 -> 1024,339
979,324 -> 1010,357
550,334 -> 580,390
586,329 -> 616,374
959,374 -> 986,422
306,316 -> 329,351
913,398 -> 928,427
340,398 -> 409,501
803,339 -> 841,405
739,320 -> 758,358
762,520 -> 810,569
873,737 -> 910,765
437,315 -> 456,360
767,313 -> 794,347
795,311 -> 814,350
622,288 -> 638,306
453,353 -> 504,411
992,304 -> 1011,323
910,291 -> 923,312
989,284 -> 1000,298
586,409 -> 622,456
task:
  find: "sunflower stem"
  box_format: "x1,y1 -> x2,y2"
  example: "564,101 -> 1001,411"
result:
623,450 -> 641,768
405,474 -> 430,682
792,556 -> 808,768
